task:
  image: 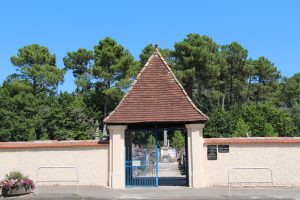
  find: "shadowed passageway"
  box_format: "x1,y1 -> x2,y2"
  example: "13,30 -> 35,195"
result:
158,162 -> 186,186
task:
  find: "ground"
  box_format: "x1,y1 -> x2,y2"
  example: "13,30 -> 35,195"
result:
1,163 -> 298,199
157,162 -> 186,186
1,186 -> 300,200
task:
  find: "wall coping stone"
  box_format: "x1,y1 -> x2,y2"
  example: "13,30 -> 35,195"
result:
0,140 -> 108,149
204,137 -> 300,144
1,137 -> 300,149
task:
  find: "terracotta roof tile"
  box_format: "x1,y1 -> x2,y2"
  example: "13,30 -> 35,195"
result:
0,140 -> 108,149
104,48 -> 208,124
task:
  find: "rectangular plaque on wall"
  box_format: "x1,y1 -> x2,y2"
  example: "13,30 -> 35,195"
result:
218,145 -> 229,153
207,145 -> 217,160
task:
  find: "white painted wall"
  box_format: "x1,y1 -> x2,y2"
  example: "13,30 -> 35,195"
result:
1,140 -> 300,188
0,146 -> 109,186
108,125 -> 127,189
203,143 -> 300,187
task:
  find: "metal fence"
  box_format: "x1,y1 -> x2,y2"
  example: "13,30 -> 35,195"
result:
35,166 -> 79,195
125,159 -> 157,187
228,167 -> 274,198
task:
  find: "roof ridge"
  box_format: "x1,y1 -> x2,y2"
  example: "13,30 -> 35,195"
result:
104,45 -> 208,123
154,49 -> 209,120
103,49 -> 156,123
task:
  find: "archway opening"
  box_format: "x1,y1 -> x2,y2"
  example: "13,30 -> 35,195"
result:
125,123 -> 188,187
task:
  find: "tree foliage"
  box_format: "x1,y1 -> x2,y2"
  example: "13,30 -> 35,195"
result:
220,42 -> 249,107
173,34 -> 221,112
0,34 -> 299,141
248,57 -> 281,103
233,118 -> 250,137
10,44 -> 65,95
204,103 -> 295,137
139,44 -> 174,68
147,134 -> 156,151
0,79 -> 94,141
63,48 -> 93,93
282,73 -> 300,107
92,37 -> 137,119
291,103 -> 300,134
171,130 -> 185,151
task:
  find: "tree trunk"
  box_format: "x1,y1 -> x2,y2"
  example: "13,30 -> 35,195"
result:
256,76 -> 261,104
222,93 -> 226,109
247,77 -> 252,103
230,75 -> 233,105
102,81 -> 110,136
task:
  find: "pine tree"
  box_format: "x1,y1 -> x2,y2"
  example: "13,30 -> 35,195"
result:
233,118 -> 250,137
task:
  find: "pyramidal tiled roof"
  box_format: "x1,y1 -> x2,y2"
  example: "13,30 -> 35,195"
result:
104,47 -> 208,124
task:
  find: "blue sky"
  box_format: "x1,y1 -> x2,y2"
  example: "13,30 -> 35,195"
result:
0,0 -> 299,92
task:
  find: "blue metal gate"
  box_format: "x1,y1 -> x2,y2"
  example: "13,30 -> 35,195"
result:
125,130 -> 158,187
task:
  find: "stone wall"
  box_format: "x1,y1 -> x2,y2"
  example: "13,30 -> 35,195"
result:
202,138 -> 300,187
1,137 -> 300,188
0,140 -> 109,186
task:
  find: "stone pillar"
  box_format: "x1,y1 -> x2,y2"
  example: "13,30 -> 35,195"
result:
185,123 -> 205,188
107,125 -> 127,189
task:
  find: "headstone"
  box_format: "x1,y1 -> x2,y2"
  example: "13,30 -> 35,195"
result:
102,124 -> 107,137
164,129 -> 168,146
161,129 -> 170,162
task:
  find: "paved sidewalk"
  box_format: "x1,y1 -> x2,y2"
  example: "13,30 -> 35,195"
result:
1,186 -> 300,200
158,162 -> 183,177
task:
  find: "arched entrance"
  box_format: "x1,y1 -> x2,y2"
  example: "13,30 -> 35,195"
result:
104,46 -> 208,189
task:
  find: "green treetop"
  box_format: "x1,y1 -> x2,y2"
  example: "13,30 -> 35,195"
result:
220,42 -> 249,107
171,130 -> 185,152
282,73 -> 300,107
92,37 -> 137,119
147,134 -> 156,152
139,44 -> 174,68
10,44 -> 65,95
63,48 -> 94,93
248,57 -> 281,103
173,33 -> 221,112
233,118 -> 250,137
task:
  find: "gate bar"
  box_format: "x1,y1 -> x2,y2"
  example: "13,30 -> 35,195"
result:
228,167 -> 274,198
36,166 -> 79,195
155,125 -> 159,187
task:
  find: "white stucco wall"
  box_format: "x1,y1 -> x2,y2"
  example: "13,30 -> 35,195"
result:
0,146 -> 109,186
203,143 -> 300,187
108,125 -> 127,189
2,138 -> 300,188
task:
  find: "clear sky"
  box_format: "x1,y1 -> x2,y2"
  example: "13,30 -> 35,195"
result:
1,0 -> 299,92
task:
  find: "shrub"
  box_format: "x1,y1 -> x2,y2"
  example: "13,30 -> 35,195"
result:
233,118 -> 250,137
5,171 -> 27,180
263,123 -> 278,137
171,130 -> 185,151
0,171 -> 35,191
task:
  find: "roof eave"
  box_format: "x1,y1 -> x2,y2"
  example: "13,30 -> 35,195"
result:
103,46 -> 209,124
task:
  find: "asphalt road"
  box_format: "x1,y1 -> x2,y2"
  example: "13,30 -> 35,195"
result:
1,186 -> 299,200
